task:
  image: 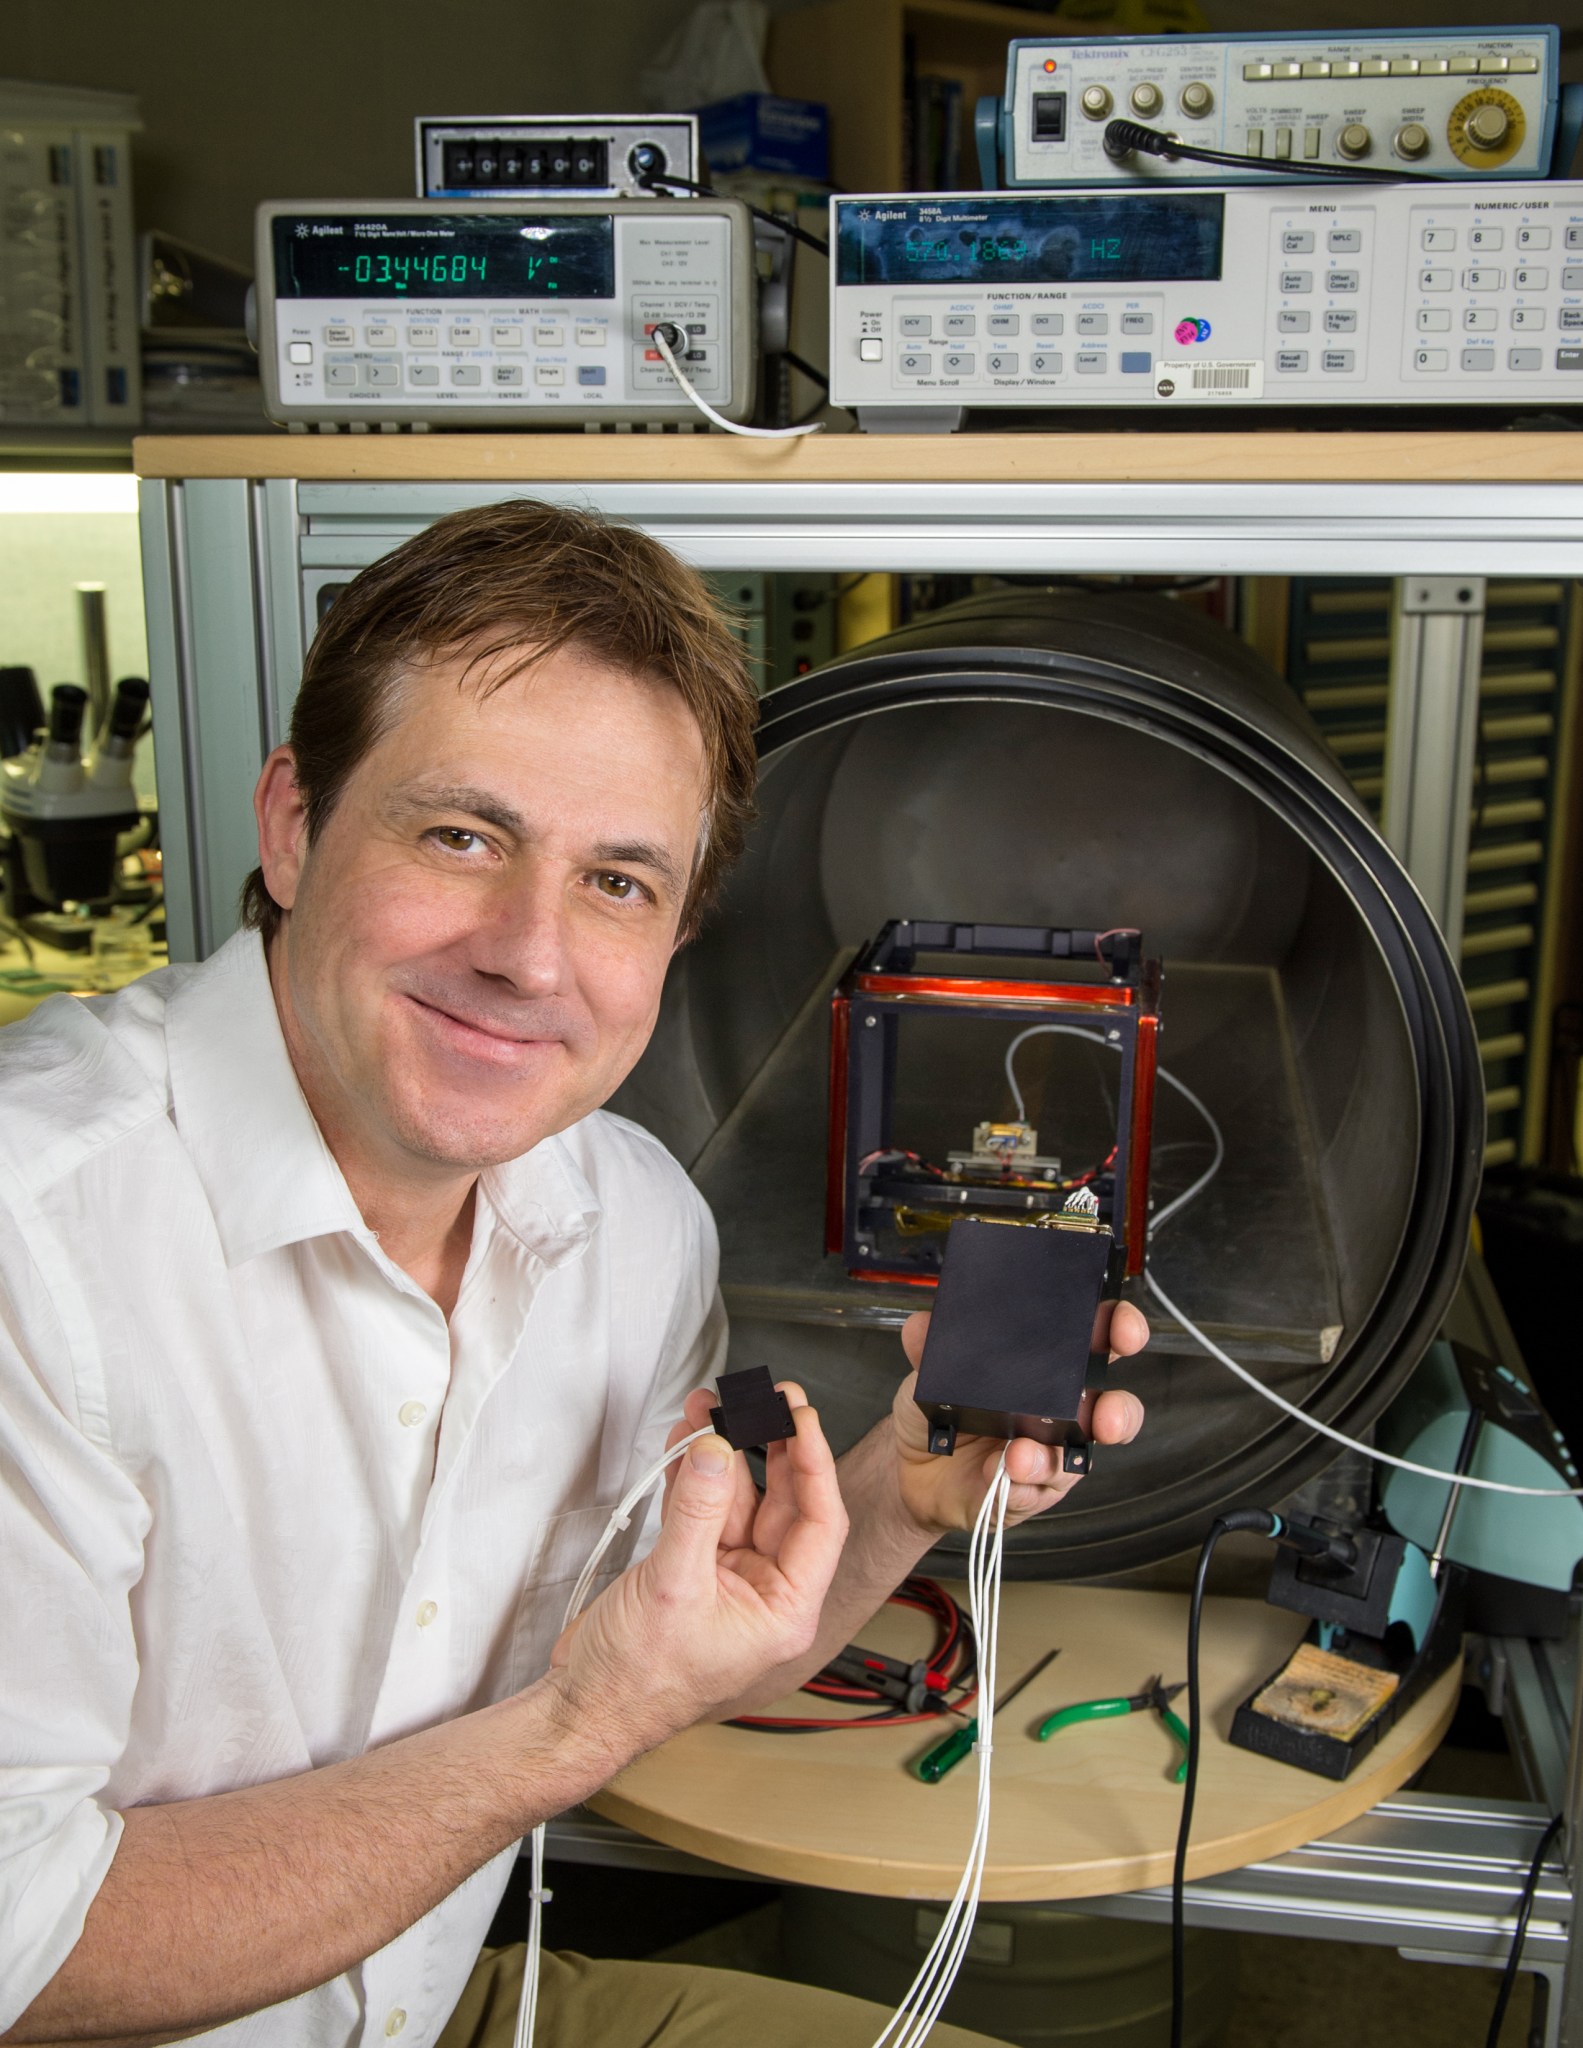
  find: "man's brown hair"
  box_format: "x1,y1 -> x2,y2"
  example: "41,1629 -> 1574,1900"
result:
241,498 -> 758,942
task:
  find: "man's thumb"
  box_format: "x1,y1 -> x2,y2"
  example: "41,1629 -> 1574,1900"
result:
649,1432 -> 737,1588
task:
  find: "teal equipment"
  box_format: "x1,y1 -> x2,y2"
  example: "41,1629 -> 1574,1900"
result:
1378,1339 -> 1583,1627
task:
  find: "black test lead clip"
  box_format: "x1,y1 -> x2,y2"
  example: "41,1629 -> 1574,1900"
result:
710,1365 -> 799,1452
912,1214 -> 1125,1471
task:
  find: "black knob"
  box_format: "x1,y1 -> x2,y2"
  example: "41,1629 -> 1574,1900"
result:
48,683 -> 88,748
108,676 -> 150,741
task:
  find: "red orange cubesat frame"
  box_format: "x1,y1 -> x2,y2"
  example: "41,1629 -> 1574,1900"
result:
826,920 -> 1162,1284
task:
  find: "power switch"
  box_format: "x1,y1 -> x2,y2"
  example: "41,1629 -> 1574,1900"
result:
1032,92 -> 1067,141
859,337 -> 884,362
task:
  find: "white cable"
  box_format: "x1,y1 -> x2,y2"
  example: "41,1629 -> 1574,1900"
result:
651,327 -> 824,439
1002,1023 -> 1223,1236
870,1452 -> 1011,2048
896,1463 -> 1008,2047
513,1425 -> 715,2048
1006,1023 -> 1583,1502
1145,1268 -> 1583,1501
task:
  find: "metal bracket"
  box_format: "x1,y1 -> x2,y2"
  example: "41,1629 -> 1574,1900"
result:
1383,574 -> 1487,953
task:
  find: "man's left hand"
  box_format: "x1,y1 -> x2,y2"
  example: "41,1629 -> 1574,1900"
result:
890,1300 -> 1149,1535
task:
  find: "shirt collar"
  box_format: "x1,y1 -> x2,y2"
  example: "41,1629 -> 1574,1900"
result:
477,1137 -> 601,1271
165,931 -> 601,1272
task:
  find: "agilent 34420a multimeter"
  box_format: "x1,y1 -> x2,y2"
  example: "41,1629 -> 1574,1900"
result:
254,197 -> 758,430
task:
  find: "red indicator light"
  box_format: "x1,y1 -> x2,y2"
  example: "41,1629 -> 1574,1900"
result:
1043,58 -> 1057,72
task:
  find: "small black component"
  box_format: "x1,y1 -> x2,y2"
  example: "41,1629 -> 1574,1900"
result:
1267,1525 -> 1400,1638
1032,91 -> 1067,141
711,1365 -> 797,1452
914,1217 -> 1120,1460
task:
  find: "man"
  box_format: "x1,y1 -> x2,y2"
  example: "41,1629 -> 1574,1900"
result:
0,500 -> 1145,2047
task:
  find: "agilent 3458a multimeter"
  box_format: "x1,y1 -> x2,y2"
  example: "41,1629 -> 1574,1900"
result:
254,197 -> 758,430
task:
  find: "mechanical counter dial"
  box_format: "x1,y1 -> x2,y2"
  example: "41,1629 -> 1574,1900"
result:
1447,87 -> 1525,170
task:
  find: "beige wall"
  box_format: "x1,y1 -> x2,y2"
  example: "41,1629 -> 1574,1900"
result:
1,0 -> 704,267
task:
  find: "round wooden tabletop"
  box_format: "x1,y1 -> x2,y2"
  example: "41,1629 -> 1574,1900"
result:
588,1581 -> 1461,1901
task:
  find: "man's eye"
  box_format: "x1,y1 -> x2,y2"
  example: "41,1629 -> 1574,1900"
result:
432,828 -> 482,853
595,871 -> 637,900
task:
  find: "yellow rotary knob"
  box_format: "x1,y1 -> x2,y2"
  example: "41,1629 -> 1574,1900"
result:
1447,87 -> 1524,169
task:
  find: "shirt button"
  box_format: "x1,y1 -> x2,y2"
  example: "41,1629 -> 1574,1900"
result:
416,1600 -> 438,1628
385,2011 -> 407,2037
398,1401 -> 427,1427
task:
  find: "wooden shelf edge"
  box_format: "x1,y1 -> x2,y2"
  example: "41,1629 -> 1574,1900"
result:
134,429 -> 1583,486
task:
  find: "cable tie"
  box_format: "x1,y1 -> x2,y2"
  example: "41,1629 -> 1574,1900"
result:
530,1885 -> 554,1905
613,1513 -> 632,1532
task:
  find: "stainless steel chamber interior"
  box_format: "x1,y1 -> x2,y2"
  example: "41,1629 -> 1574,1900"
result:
609,591 -> 1483,1578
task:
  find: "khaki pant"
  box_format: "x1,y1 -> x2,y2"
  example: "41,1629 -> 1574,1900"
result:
438,1945 -> 1012,2048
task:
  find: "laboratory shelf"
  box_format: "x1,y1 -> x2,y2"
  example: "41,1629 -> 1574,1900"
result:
134,427 -> 1583,2043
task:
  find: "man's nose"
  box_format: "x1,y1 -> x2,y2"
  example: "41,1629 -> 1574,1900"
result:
468,859 -> 569,995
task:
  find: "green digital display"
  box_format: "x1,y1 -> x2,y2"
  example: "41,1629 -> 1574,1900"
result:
907,237 -> 1028,267
272,213 -> 615,299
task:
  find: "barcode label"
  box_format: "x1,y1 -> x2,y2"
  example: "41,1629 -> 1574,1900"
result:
1157,360 -> 1265,401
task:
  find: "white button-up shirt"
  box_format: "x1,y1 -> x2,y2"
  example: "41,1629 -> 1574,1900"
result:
0,931 -> 723,2043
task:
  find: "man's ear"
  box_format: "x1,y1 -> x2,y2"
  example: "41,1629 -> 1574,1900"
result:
254,746 -> 309,912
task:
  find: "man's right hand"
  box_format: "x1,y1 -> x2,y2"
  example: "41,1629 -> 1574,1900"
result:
547,1389 -> 847,1761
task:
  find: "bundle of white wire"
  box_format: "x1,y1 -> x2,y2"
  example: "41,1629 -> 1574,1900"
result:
512,1425 -> 714,2048
513,1435 -> 1014,2048
868,1451 -> 1013,2048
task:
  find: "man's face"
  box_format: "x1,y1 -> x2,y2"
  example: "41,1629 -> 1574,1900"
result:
257,643 -> 708,1179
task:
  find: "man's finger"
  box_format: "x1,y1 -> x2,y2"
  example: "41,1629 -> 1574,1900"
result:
754,1381 -> 810,1552
1091,1386 -> 1146,1444
1003,1436 -> 1063,1488
663,1387 -> 756,1536
900,1311 -> 931,1371
1089,1297 -> 1150,1357
648,1432 -> 741,1596
764,1402 -> 848,1603
1072,1384 -> 1147,1444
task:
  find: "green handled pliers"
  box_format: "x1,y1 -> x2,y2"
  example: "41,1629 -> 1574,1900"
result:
1036,1674 -> 1191,1784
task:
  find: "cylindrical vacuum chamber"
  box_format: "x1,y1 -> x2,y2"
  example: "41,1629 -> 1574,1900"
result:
610,591 -> 1484,1578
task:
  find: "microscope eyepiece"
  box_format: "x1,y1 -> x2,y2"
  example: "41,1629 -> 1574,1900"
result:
107,676 -> 150,742
47,684 -> 89,750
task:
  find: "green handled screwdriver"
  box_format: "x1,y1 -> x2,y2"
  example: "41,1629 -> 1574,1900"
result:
915,1648 -> 1062,1784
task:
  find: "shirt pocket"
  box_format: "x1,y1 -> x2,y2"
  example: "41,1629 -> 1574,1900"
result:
507,1500 -> 645,1695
